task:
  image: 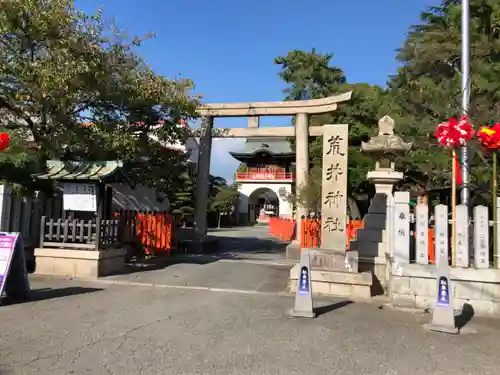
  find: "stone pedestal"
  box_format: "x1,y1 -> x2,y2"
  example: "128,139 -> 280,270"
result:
358,167 -> 403,257
289,264 -> 372,299
350,167 -> 403,292
310,249 -> 359,273
288,248 -> 371,299
34,248 -> 127,278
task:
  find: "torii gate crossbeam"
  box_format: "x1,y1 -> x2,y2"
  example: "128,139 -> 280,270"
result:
192,92 -> 352,252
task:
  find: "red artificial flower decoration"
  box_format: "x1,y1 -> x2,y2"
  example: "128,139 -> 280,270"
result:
434,116 -> 475,148
0,133 -> 10,152
477,124 -> 500,151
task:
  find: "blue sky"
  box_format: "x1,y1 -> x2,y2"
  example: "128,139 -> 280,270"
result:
76,0 -> 436,181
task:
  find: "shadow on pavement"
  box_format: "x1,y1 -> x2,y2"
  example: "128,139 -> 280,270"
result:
211,236 -> 287,253
455,303 -> 475,330
117,254 -> 221,275
1,287 -> 103,305
314,300 -> 353,316
115,228 -> 290,276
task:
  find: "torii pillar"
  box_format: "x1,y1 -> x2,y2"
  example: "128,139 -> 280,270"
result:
193,92 -> 352,252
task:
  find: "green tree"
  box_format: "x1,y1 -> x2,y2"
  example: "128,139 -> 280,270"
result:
211,187 -> 240,228
208,174 -> 230,208
209,175 -> 228,196
169,170 -> 194,227
275,49 -> 346,100
0,0 -> 199,194
389,0 -> 500,193
275,50 -> 386,215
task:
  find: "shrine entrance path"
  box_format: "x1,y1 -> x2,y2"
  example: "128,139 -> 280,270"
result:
99,225 -> 294,294
206,225 -> 290,262
2,275 -> 500,375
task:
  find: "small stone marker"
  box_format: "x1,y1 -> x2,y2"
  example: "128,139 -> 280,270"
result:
455,204 -> 469,268
415,203 -> 429,265
424,205 -> 458,334
289,248 -> 316,318
434,204 -> 448,267
473,205 -> 489,268
393,192 -> 410,265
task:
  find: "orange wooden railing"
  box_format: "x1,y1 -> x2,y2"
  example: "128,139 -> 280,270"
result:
300,217 -> 322,248
114,210 -> 175,255
346,220 -> 364,249
267,217 -> 363,248
269,216 -> 436,263
428,227 -> 435,264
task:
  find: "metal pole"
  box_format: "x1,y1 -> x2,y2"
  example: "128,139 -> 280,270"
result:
460,0 -> 470,205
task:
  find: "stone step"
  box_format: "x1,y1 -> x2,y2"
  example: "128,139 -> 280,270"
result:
350,240 -> 386,258
361,213 -> 387,230
355,228 -> 390,243
289,264 -> 373,299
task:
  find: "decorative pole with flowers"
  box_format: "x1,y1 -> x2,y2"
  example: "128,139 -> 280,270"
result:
0,133 -> 10,152
477,124 -> 500,268
435,116 -> 474,266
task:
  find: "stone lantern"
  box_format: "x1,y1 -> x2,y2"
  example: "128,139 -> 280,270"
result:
361,115 -> 412,197
350,115 -> 412,286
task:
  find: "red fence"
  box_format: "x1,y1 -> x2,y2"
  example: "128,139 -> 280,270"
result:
268,217 -> 295,240
269,216 -> 437,263
114,210 -> 175,255
268,217 -> 364,248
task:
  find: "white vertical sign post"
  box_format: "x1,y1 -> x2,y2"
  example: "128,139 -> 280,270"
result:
434,205 -> 449,267
455,204 -> 469,268
473,205 -> 489,269
386,195 -> 394,258
415,203 -> 429,265
393,192 -> 410,267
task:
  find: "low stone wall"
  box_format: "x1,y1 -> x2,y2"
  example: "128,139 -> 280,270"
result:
34,248 -> 127,278
390,264 -> 500,316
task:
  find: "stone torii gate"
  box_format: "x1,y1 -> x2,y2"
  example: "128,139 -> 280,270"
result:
192,92 -> 352,246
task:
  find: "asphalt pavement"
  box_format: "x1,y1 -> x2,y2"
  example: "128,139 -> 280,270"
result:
1,226 -> 499,374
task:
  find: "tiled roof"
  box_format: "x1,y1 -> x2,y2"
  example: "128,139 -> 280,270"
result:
33,160 -> 123,181
231,137 -> 294,156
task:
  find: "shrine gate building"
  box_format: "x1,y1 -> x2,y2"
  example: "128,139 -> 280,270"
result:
230,138 -> 295,225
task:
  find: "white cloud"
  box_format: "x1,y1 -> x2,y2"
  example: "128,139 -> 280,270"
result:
210,138 -> 245,182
